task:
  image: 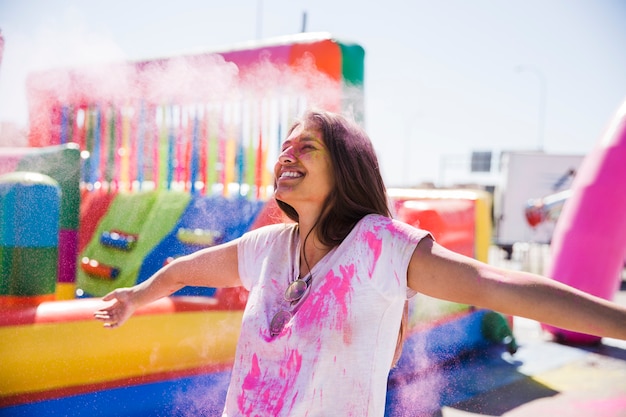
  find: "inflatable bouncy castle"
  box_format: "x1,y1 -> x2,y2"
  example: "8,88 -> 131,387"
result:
25,32 -> 365,298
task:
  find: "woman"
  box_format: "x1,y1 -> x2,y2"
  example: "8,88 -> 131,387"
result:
95,109 -> 626,417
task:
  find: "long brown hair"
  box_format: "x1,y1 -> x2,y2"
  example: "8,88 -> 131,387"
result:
275,109 -> 407,366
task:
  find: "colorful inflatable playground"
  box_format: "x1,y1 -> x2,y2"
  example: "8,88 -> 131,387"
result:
2,32 -> 623,416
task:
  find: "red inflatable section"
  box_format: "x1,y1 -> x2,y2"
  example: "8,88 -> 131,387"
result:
249,198 -> 291,230
78,189 -> 117,252
393,198 -> 475,258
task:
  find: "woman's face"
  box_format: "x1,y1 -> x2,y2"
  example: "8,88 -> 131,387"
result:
273,120 -> 335,211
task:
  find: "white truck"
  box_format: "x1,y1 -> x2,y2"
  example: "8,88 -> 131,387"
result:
494,151 -> 585,258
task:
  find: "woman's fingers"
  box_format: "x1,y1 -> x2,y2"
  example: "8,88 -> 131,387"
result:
94,308 -> 116,324
94,299 -> 125,327
94,287 -> 142,328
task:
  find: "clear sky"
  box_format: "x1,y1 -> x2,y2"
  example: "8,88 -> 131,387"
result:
1,0 -> 625,186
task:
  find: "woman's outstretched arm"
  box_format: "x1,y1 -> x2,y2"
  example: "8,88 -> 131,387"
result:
408,237 -> 626,340
94,238 -> 241,328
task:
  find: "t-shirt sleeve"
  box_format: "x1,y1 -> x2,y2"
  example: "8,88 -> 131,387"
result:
392,219 -> 433,299
361,216 -> 432,300
237,223 -> 292,291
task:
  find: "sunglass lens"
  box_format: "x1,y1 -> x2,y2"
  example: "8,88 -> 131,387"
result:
284,279 -> 308,302
270,310 -> 292,336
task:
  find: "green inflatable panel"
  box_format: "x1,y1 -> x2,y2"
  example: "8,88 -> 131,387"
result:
0,247 -> 58,296
76,190 -> 191,297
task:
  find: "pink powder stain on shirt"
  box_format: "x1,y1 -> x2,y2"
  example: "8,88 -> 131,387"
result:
385,220 -> 418,286
298,264 -> 355,344
364,229 -> 382,277
237,350 -> 303,416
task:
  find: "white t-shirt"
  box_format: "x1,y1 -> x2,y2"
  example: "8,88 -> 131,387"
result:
223,214 -> 430,417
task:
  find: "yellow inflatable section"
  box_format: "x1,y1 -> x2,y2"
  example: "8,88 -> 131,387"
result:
0,296 -> 242,405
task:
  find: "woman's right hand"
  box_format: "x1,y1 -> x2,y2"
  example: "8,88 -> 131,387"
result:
93,288 -> 138,328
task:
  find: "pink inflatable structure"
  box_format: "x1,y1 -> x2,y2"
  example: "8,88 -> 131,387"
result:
543,99 -> 626,343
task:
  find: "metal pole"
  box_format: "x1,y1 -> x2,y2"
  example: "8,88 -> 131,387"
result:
301,11 -> 308,32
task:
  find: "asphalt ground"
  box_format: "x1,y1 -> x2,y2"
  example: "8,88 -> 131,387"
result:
437,246 -> 626,417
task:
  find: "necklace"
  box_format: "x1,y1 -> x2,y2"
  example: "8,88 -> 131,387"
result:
285,241 -> 313,301
269,231 -> 314,337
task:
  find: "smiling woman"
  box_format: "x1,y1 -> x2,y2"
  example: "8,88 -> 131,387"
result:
95,108 -> 626,417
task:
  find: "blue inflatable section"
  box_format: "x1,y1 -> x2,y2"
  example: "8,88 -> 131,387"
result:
137,195 -> 265,296
0,371 -> 232,417
0,173 -> 60,248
